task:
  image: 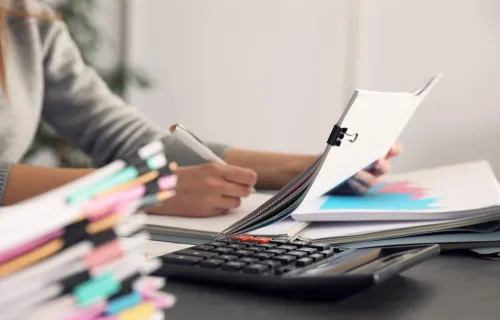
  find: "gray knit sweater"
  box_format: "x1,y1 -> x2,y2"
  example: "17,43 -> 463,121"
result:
0,1 -> 229,203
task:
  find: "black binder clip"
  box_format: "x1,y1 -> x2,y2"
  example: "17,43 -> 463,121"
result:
327,125 -> 358,147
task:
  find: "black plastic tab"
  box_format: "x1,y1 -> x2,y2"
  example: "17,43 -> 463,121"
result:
90,229 -> 117,247
145,180 -> 161,195
62,219 -> 90,249
327,125 -> 348,147
61,270 -> 91,294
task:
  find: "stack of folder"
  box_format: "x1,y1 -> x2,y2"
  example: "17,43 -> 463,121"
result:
0,141 -> 177,320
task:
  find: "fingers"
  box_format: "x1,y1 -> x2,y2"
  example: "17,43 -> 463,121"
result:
338,170 -> 378,195
218,164 -> 258,186
386,143 -> 403,159
353,170 -> 377,189
203,163 -> 256,197
209,195 -> 242,210
369,159 -> 390,177
345,178 -> 370,194
205,177 -> 252,198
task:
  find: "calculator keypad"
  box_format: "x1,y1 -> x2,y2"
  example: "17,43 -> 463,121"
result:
161,236 -> 342,276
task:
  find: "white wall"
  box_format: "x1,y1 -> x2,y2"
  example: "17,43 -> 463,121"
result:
353,0 -> 500,174
127,0 -> 355,154
126,0 -> 500,174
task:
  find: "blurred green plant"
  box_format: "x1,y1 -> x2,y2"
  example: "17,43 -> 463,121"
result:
22,0 -> 152,167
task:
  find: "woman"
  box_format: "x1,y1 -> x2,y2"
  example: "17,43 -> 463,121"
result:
0,0 -> 401,216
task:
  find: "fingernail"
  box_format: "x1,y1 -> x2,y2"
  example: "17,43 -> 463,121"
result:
392,144 -> 402,153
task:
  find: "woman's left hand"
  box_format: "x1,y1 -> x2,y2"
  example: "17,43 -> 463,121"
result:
332,143 -> 403,195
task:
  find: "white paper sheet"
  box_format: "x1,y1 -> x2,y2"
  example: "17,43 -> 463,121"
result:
146,192 -> 273,233
121,237 -> 193,261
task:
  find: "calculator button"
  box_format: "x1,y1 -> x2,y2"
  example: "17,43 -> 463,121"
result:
231,235 -> 254,241
277,245 -> 297,251
213,247 -> 235,254
252,252 -> 275,260
269,239 -> 289,245
247,246 -> 265,252
227,244 -> 247,250
260,260 -> 282,269
218,254 -> 238,261
234,250 -> 253,256
295,257 -> 313,267
297,247 -> 317,254
272,255 -> 297,264
333,248 -> 343,253
320,250 -> 334,258
208,242 -> 226,247
266,249 -> 287,255
243,264 -> 270,274
287,251 -> 308,258
248,237 -> 272,244
291,240 -> 310,247
195,245 -> 214,251
255,243 -> 277,249
177,249 -> 219,259
309,253 -> 325,262
162,254 -> 203,266
238,257 -> 259,264
221,261 -> 247,271
200,259 -> 225,268
220,239 -> 238,244
275,266 -> 294,276
307,243 -> 331,251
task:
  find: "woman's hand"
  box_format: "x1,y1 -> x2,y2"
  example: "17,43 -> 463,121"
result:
332,143 -> 403,195
145,163 -> 257,217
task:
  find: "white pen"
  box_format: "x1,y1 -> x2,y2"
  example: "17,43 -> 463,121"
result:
169,124 -> 226,164
169,123 -> 256,192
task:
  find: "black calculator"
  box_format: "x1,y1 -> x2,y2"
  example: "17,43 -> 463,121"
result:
153,235 -> 440,295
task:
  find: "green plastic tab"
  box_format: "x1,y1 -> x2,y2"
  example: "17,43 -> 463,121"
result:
67,166 -> 138,205
74,273 -> 121,307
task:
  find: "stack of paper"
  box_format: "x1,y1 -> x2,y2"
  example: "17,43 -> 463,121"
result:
292,160 -> 500,249
147,160 -> 500,255
0,141 -> 177,320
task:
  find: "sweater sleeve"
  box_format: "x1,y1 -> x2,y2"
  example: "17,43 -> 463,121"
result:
39,10 -> 229,167
0,162 -> 12,205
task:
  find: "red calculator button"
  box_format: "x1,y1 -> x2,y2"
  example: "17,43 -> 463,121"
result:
231,235 -> 254,241
249,237 -> 272,244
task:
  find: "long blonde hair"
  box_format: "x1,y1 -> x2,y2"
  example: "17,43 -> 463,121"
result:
0,1 -> 60,99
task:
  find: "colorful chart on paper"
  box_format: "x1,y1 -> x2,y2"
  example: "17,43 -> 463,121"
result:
320,180 -> 441,211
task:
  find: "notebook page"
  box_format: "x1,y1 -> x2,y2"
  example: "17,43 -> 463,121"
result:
248,218 -> 308,237
146,192 -> 273,233
300,220 -> 448,241
342,229 -> 500,249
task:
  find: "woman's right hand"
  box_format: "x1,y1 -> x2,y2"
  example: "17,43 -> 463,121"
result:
145,163 -> 258,217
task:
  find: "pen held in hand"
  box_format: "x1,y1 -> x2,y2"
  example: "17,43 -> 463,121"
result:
169,123 -> 256,193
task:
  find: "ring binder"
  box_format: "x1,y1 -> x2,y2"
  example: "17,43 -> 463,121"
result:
327,125 -> 358,147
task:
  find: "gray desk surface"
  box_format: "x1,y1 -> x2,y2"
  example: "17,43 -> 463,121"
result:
163,254 -> 500,320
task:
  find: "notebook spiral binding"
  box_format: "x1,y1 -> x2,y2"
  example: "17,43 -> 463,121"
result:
327,125 -> 358,147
